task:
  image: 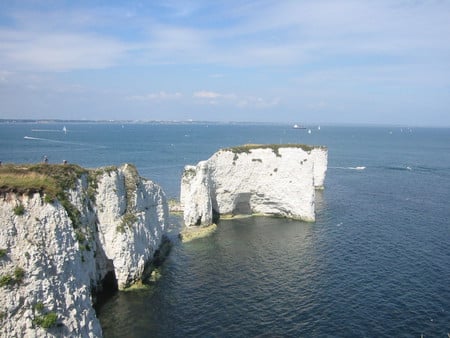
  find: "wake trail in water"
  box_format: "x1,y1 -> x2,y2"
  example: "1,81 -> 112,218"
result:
329,166 -> 366,170
24,136 -> 106,149
384,165 -> 412,172
31,129 -> 63,132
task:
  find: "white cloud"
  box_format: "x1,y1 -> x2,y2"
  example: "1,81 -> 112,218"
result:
2,1 -> 450,71
193,91 -> 233,99
0,1 -> 449,124
126,91 -> 183,101
237,96 -> 280,109
0,30 -> 129,71
193,90 -> 279,109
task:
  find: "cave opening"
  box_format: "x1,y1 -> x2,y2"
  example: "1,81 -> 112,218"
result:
233,193 -> 252,215
93,262 -> 118,313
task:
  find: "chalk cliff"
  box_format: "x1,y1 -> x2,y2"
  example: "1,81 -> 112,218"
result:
181,144 -> 327,226
0,164 -> 168,337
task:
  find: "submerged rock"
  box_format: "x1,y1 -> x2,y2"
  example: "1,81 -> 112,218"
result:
180,144 -> 327,226
179,223 -> 217,242
0,163 -> 169,337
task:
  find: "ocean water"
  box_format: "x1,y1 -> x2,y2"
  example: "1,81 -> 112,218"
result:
1,122 -> 450,337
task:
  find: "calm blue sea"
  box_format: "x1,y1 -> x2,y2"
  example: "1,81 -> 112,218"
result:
1,122 -> 450,337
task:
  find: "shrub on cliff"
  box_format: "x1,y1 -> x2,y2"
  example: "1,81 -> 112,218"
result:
0,267 -> 25,287
33,312 -> 58,329
13,204 -> 25,216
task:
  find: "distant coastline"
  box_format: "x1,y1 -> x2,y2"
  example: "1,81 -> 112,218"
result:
1,119 -> 448,128
0,118 -> 206,125
0,119 -> 293,126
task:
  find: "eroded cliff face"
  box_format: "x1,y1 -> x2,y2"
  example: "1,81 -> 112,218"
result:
181,145 -> 327,226
0,164 -> 168,337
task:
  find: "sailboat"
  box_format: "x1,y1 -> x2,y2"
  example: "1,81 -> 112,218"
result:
62,126 -> 67,134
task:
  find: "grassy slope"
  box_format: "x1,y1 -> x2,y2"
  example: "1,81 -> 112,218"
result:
0,163 -> 89,198
223,143 -> 325,155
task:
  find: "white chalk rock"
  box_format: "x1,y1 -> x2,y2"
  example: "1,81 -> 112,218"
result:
96,164 -> 168,289
0,164 -> 168,337
181,144 -> 327,226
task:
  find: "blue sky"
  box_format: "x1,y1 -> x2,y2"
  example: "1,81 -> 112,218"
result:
0,0 -> 449,125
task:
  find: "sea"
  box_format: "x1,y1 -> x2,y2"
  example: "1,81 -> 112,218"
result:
1,122 -> 450,337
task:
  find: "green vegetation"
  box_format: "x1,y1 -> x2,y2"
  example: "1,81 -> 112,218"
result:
86,166 -> 117,203
34,302 -> 45,312
0,267 -> 25,287
179,223 -> 217,242
0,163 -> 93,229
13,204 -> 25,216
117,212 -> 138,233
123,164 -> 140,213
122,279 -> 151,291
123,213 -> 138,227
93,165 -> 117,176
224,143 -> 324,158
43,194 -> 54,204
0,249 -> 7,258
113,164 -> 141,233
33,301 -> 58,329
33,312 -> 58,329
60,198 -> 82,229
0,162 -> 144,245
74,229 -> 86,243
74,229 -> 91,252
183,167 -> 197,178
0,163 -> 87,198
0,163 -> 88,228
13,267 -> 25,283
0,274 -> 13,287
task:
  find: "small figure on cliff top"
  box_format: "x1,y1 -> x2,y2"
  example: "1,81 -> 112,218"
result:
43,155 -> 48,164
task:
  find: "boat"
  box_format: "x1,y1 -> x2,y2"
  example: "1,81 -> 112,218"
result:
62,126 -> 67,134
293,124 -> 306,129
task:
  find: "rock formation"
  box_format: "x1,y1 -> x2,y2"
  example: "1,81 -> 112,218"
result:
0,163 -> 168,337
181,144 -> 327,226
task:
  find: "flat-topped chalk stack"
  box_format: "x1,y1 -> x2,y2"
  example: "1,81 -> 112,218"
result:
181,144 -> 327,227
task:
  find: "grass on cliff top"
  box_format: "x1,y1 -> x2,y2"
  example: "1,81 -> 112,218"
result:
0,163 -> 88,198
223,143 -> 326,155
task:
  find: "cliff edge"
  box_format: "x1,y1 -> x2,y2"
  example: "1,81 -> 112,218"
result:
0,163 -> 168,337
180,144 -> 327,226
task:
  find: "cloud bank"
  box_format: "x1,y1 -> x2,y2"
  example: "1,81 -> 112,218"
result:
0,1 -> 449,125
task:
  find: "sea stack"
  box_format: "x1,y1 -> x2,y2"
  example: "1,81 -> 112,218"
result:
0,163 -> 169,337
180,144 -> 327,227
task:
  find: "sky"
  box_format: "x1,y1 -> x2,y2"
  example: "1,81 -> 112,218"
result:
0,0 -> 449,126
